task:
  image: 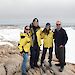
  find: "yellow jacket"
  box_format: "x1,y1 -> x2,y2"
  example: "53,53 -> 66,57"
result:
30,28 -> 42,47
18,33 -> 31,53
41,30 -> 53,48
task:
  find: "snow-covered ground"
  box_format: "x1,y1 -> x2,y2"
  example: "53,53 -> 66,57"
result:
0,27 -> 75,64
65,27 -> 75,64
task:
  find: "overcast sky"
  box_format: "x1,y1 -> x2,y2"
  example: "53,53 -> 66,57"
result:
0,0 -> 75,24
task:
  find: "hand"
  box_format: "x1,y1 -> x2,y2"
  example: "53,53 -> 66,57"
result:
20,53 -> 23,56
59,45 -> 64,48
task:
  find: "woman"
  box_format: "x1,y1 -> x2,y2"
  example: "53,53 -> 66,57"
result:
41,23 -> 53,67
18,26 -> 30,75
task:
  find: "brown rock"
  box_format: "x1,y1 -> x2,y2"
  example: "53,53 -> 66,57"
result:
5,54 -> 23,75
0,63 -> 6,75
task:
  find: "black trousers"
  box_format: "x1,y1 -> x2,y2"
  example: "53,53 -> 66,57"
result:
30,45 -> 40,68
55,46 -> 65,68
41,47 -> 53,64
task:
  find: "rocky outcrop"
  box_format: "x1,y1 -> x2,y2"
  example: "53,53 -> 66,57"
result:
0,45 -> 22,75
0,63 -> 6,75
0,44 -> 75,75
5,54 -> 22,75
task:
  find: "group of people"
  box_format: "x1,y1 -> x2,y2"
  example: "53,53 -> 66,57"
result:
18,18 -> 68,75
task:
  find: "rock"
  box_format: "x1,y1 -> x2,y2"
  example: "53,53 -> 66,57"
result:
5,54 -> 23,75
0,55 -> 9,63
14,72 -> 21,75
0,43 -> 75,75
0,63 -> 6,75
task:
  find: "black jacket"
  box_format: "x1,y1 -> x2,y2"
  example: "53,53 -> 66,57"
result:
54,28 -> 68,47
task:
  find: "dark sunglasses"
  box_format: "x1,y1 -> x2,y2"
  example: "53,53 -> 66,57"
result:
56,24 -> 61,26
25,29 -> 30,30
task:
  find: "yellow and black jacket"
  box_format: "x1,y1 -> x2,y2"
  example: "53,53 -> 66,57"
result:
41,30 -> 53,48
18,33 -> 31,53
30,26 -> 42,47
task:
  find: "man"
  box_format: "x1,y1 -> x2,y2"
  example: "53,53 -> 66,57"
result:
54,20 -> 68,72
30,18 -> 42,69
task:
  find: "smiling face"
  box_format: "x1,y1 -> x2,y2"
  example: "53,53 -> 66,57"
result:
56,21 -> 61,29
33,18 -> 39,27
24,26 -> 30,33
33,20 -> 38,27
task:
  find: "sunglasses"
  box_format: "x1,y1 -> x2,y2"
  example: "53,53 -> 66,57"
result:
25,29 -> 30,30
56,24 -> 61,26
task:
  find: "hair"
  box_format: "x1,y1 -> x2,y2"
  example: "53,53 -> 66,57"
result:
24,25 -> 29,33
42,28 -> 51,35
56,20 -> 61,24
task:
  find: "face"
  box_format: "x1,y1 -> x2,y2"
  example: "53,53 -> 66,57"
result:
46,26 -> 50,30
24,26 -> 30,33
56,21 -> 61,29
33,21 -> 38,27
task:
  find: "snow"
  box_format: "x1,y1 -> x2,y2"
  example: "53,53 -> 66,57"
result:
0,42 -> 14,47
0,27 -> 75,64
65,27 -> 75,64
0,29 -> 23,42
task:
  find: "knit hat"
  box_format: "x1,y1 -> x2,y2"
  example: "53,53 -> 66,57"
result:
46,23 -> 51,28
33,18 -> 39,22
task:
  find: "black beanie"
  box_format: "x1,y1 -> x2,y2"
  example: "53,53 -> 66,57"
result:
46,23 -> 51,27
33,18 -> 39,22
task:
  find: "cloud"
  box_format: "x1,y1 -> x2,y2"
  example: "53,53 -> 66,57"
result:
0,0 -> 75,20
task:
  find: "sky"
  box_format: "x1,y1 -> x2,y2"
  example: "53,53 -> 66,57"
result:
0,0 -> 75,25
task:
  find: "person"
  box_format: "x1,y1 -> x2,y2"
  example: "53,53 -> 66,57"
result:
18,26 -> 30,75
54,20 -> 68,72
30,18 -> 42,69
40,23 -> 53,67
